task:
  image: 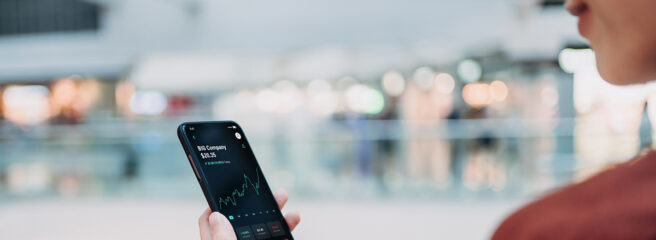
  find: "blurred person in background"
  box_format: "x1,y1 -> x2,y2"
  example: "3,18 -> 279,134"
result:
493,0 -> 656,239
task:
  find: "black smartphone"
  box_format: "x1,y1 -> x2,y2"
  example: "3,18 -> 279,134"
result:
177,121 -> 294,240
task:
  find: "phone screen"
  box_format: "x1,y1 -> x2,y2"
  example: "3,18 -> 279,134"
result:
179,122 -> 293,240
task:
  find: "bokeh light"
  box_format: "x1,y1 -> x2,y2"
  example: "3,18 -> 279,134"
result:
382,71 -> 406,97
129,91 -> 168,115
413,67 -> 435,90
51,78 -> 78,112
307,79 -> 337,116
346,84 -> 385,114
115,81 -> 136,114
457,59 -> 482,83
489,80 -> 508,102
2,85 -> 51,125
462,83 -> 491,108
434,73 -> 455,94
336,76 -> 357,91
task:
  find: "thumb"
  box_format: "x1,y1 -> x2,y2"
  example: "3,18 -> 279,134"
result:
209,212 -> 238,240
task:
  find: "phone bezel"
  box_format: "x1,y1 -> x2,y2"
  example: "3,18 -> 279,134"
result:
176,121 -> 294,240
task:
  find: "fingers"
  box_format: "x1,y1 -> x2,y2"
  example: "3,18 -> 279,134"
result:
274,189 -> 300,231
198,208 -> 212,240
284,211 -> 301,231
200,189 -> 297,240
208,211 -> 238,240
273,189 -> 289,209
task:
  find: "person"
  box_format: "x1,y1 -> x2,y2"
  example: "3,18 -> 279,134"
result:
200,0 -> 656,238
492,0 -> 656,239
198,189 -> 300,240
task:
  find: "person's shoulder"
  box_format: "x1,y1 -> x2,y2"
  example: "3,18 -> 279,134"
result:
491,151 -> 656,240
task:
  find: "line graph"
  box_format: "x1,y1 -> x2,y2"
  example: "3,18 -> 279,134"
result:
216,168 -> 262,209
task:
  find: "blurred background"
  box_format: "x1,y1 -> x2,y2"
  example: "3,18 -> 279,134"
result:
1,0 -> 655,239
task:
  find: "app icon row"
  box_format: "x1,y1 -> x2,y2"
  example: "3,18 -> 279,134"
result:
236,220 -> 285,240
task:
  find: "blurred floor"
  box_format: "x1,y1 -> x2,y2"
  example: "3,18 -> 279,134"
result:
0,198 -> 524,240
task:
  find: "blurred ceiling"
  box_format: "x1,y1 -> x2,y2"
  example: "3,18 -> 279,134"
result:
0,0 -> 583,84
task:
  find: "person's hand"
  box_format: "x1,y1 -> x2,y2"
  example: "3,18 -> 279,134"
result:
198,189 -> 301,240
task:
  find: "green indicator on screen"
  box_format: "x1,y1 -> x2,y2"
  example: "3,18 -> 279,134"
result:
228,215 -> 234,220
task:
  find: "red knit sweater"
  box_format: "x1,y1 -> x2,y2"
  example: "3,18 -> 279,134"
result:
492,151 -> 656,240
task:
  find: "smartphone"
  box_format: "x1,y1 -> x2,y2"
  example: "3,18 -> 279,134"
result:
177,121 -> 294,240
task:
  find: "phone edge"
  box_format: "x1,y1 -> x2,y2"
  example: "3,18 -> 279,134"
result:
177,122 -> 220,211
